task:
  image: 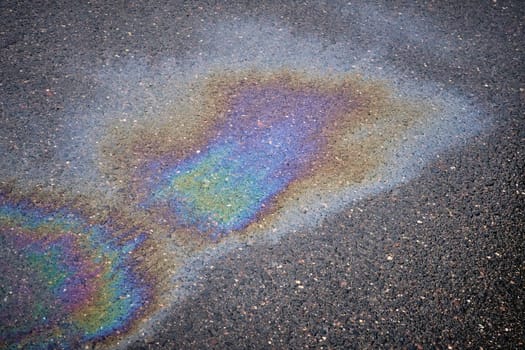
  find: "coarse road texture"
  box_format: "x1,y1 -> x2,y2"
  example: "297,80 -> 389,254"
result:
0,1 -> 523,349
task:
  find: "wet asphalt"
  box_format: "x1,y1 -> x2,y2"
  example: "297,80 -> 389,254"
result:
1,1 -> 523,349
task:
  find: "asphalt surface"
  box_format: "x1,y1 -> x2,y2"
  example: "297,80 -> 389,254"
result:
1,1 -> 524,349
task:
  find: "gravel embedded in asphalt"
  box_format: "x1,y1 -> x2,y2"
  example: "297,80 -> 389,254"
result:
0,1 -> 523,349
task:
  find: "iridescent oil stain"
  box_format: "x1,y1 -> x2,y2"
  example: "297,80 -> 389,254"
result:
142,83 -> 356,238
106,71 -> 423,240
1,67 -> 478,349
0,196 -> 151,349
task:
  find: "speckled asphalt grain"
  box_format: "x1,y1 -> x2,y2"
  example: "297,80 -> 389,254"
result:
1,1 -> 523,349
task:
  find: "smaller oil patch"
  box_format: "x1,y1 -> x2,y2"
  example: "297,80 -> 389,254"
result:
0,196 -> 150,349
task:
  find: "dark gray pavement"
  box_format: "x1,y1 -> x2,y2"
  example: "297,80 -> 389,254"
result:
1,1 -> 523,349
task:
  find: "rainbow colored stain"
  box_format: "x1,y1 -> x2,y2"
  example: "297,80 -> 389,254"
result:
1,64 -> 482,348
141,81 -> 356,239
0,200 -> 150,349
